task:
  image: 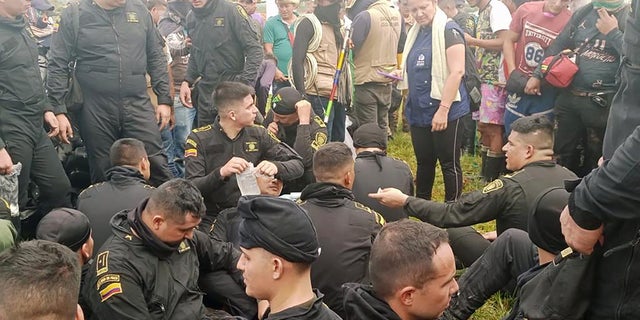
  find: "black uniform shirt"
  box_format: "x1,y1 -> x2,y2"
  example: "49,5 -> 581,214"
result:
262,290 -> 342,320
184,118 -> 304,217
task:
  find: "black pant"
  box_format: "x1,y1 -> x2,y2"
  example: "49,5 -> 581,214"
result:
5,129 -> 71,238
410,118 -> 463,201
447,227 -> 491,269
76,73 -> 172,187
603,58 -> 640,159
445,229 -> 538,320
554,91 -> 611,177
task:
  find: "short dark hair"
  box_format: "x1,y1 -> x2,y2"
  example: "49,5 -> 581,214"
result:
438,0 -> 457,9
0,240 -> 81,320
312,142 -> 353,182
370,219 -> 449,299
110,138 -> 148,167
510,115 -> 554,149
214,81 -> 255,113
147,178 -> 206,222
146,0 -> 167,10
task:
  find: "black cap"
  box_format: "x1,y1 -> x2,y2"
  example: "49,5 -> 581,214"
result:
528,187 -> 569,255
238,196 -> 319,263
353,123 -> 387,150
32,0 -> 54,11
271,87 -> 304,115
36,208 -> 92,252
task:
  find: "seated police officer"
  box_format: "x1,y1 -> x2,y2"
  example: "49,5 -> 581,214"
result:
343,219 -> 459,320
77,138 -> 154,251
370,115 -> 577,267
36,208 -> 95,317
351,123 -> 414,222
211,172 -> 284,248
443,188 -> 571,319
263,87 -> 328,193
299,142 -> 385,317
82,179 -> 243,320
236,196 -> 341,320
185,81 -> 304,231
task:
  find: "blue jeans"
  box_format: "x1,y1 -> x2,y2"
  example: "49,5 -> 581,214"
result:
161,97 -> 197,177
307,95 -> 345,142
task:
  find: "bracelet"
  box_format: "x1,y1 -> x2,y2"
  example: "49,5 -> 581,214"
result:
439,104 -> 450,110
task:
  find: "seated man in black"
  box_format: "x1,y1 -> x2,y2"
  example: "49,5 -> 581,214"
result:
185,81 -> 304,231
263,87 -> 328,193
370,115 -> 577,266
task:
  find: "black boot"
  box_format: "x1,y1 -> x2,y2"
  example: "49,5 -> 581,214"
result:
479,146 -> 488,181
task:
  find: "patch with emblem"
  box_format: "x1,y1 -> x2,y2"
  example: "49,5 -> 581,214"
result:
96,251 -> 109,276
313,116 -> 327,128
311,132 -> 327,150
215,17 -> 225,27
99,282 -> 123,302
186,138 -> 198,148
178,241 -> 191,253
96,274 -> 121,290
482,179 -> 504,194
236,5 -> 249,19
272,93 -> 282,104
126,12 -> 139,23
245,141 -> 259,152
185,148 -> 198,158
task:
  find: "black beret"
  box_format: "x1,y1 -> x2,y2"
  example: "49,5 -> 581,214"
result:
528,187 -> 570,255
238,196 -> 319,263
353,123 -> 387,150
36,208 -> 92,252
272,87 -> 304,115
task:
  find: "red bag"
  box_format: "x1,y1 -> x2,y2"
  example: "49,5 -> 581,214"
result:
540,49 -> 578,88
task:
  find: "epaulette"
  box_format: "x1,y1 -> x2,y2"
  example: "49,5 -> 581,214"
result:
143,184 -> 155,190
78,182 -> 105,197
192,124 -> 212,133
312,115 -> 327,128
250,123 -> 266,129
503,168 -> 524,179
354,202 -> 386,225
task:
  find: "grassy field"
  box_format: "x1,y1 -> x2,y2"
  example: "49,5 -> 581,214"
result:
386,130 -> 513,320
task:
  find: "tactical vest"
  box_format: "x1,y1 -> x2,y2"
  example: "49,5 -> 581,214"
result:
353,0 -> 401,85
307,22 -> 339,97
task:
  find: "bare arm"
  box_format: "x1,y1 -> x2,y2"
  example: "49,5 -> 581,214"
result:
502,30 -> 519,75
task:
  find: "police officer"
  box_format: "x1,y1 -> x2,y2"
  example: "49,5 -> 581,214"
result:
236,196 -> 341,320
299,142 -> 385,317
83,179 -> 244,319
184,81 -> 304,231
371,115 -> 577,266
47,0 -> 174,187
179,0 -> 263,127
76,138 -> 154,251
351,123 -> 414,222
263,87 -> 328,193
0,0 -> 71,237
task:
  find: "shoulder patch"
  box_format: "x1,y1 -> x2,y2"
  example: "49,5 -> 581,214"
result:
311,132 -> 327,151
99,282 -> 123,302
96,251 -> 110,276
96,274 -> 120,290
185,148 -> 198,158
482,179 -> 504,194
192,124 -> 212,133
186,138 -> 198,148
312,115 -> 326,128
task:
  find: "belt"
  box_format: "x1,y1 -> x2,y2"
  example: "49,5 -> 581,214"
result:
570,89 -> 613,97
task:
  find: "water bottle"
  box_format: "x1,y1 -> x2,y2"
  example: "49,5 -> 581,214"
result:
236,163 -> 260,196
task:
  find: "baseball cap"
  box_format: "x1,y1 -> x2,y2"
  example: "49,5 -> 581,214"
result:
36,208 -> 92,252
271,87 -> 304,115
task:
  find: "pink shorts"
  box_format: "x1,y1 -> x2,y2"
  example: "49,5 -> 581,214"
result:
474,83 -> 507,125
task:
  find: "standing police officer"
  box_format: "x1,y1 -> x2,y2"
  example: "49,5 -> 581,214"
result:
47,0 -> 174,186
179,0 -> 263,127
0,0 -> 71,237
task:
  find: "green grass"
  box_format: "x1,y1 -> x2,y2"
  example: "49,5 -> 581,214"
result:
386,130 -> 512,320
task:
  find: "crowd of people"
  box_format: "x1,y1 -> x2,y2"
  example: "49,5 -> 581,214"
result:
2,0 -> 640,317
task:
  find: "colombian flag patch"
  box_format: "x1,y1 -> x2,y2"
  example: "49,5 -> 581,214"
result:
100,282 -> 123,302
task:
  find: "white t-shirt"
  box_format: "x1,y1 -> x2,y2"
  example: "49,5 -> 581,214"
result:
489,0 -> 512,33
